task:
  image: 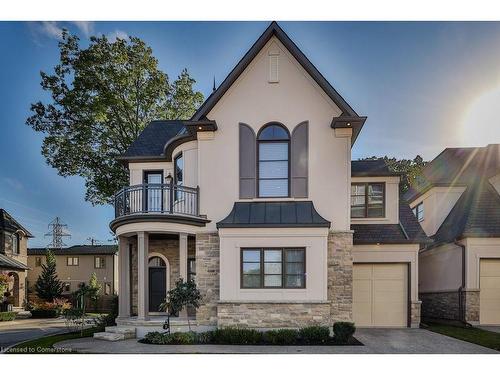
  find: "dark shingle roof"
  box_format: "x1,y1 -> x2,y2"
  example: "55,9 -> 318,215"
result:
430,179 -> 500,246
405,144 -> 500,201
28,245 -> 118,256
351,160 -> 400,177
120,120 -> 186,159
351,200 -> 431,245
217,201 -> 330,228
0,209 -> 33,237
0,253 -> 29,270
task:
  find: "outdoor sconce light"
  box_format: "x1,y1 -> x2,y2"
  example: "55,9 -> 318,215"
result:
165,173 -> 173,185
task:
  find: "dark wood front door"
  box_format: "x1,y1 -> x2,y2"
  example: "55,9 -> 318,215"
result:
149,267 -> 166,312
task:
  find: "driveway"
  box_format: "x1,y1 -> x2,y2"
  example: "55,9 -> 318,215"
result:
0,318 -> 68,352
51,328 -> 497,354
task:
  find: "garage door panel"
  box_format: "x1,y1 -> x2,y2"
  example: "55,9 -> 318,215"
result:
480,259 -> 500,325
353,263 -> 407,328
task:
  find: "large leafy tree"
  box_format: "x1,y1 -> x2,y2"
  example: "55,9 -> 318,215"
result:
35,250 -> 64,301
27,30 -> 204,205
360,155 -> 428,194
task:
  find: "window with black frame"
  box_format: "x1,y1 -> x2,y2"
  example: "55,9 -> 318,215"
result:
257,123 -> 290,197
241,248 -> 305,289
188,258 -> 196,282
174,153 -> 183,200
350,183 -> 385,218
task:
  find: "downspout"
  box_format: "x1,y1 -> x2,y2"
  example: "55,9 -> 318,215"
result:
454,240 -> 469,326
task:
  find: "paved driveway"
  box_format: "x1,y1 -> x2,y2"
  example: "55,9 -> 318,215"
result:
51,328 -> 497,354
0,318 -> 68,352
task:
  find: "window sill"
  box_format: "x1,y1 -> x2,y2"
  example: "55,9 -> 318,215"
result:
351,217 -> 389,222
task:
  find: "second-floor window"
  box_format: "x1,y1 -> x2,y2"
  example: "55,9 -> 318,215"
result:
174,153 -> 183,200
412,202 -> 424,222
257,123 -> 290,197
67,257 -> 79,266
94,256 -> 106,269
351,183 -> 385,218
12,233 -> 19,254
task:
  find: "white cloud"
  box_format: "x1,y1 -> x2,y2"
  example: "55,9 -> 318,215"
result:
71,21 -> 94,37
107,30 -> 129,42
39,21 -> 64,40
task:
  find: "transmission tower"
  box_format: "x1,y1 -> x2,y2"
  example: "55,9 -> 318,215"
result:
45,217 -> 71,248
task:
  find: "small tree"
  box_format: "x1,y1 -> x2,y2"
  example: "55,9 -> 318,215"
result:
0,273 -> 9,297
88,272 -> 102,311
160,278 -> 201,331
71,282 -> 100,336
35,250 -> 63,301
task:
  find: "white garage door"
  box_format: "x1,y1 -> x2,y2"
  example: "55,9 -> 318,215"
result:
353,263 -> 408,327
480,259 -> 500,325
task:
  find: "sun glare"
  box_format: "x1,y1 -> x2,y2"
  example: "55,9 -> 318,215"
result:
461,87 -> 500,147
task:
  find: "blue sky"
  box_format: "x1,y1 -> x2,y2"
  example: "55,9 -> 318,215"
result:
1,21 -> 500,247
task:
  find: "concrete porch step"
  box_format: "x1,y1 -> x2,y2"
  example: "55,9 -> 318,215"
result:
93,332 -> 126,341
94,326 -> 136,341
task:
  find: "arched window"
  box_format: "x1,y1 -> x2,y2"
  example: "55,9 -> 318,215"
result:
257,123 -> 290,197
148,256 -> 166,268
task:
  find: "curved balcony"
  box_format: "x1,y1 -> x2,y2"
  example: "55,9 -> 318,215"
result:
110,183 -> 209,231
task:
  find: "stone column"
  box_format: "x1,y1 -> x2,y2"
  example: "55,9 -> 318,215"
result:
137,231 -> 149,321
118,236 -> 131,318
196,232 -> 220,325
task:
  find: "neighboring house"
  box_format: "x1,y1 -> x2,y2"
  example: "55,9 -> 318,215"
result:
109,21 -> 429,338
405,144 -> 500,325
27,245 -> 119,302
0,209 -> 32,310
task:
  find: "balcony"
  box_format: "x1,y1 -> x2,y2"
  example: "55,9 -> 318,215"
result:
111,184 -> 209,231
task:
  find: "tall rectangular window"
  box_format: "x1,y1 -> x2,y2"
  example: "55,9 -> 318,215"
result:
94,256 -> 106,269
241,248 -> 305,289
188,258 -> 196,282
412,202 -> 424,222
350,183 -> 385,218
35,257 -> 42,267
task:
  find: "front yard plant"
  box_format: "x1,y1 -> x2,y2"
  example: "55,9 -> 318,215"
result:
141,323 -> 359,346
0,311 -> 17,321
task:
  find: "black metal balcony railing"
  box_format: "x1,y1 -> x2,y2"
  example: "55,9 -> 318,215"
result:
114,183 -> 200,218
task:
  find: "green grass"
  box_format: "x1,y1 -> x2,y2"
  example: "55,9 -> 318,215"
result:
7,327 -> 102,354
426,323 -> 500,351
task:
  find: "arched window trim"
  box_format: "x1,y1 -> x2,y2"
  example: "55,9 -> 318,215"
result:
256,122 -> 291,198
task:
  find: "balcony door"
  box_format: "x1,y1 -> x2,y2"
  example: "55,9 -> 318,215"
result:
144,171 -> 163,212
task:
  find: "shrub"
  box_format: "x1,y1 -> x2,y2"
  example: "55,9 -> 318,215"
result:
143,331 -> 198,345
299,326 -> 330,344
212,327 -> 263,345
30,309 -> 59,318
263,329 -> 299,345
196,331 -> 214,344
143,332 -> 170,344
63,308 -> 85,332
333,322 -> 356,344
0,311 -> 17,321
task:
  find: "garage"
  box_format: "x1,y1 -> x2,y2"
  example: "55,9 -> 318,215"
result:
480,259 -> 500,325
353,263 -> 408,327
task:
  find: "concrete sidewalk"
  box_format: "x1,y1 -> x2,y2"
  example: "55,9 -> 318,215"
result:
51,328 -> 498,354
0,318 -> 68,351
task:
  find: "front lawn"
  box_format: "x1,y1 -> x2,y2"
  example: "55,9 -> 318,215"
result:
7,327 -> 102,354
426,323 -> 500,351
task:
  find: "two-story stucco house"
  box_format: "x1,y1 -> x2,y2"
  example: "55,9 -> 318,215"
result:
406,144 -> 500,326
105,22 -> 430,339
0,209 -> 32,310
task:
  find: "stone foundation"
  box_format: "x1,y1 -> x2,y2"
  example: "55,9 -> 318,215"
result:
420,289 -> 479,325
327,231 -> 353,323
217,302 -> 331,328
195,232 -> 220,325
410,301 -> 421,327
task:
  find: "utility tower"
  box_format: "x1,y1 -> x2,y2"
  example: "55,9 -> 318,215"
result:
45,217 -> 71,248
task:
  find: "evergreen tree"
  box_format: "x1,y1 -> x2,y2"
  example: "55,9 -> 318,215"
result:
35,250 -> 63,301
88,272 -> 102,310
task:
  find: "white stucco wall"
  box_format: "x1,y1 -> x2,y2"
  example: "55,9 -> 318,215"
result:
464,237 -> 500,289
353,244 -> 420,301
418,242 -> 463,293
410,186 -> 466,237
219,227 -> 329,302
351,176 -> 400,224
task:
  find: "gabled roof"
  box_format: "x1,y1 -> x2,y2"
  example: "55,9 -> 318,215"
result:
429,178 -> 500,246
351,160 -> 401,177
0,209 -> 33,237
351,199 -> 432,245
217,201 -> 330,228
405,144 -> 500,202
191,21 -> 366,144
0,253 -> 29,271
28,245 -> 118,256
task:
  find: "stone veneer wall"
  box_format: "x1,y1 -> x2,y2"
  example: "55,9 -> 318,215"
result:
410,301 -> 421,328
129,235 -> 195,315
217,302 -> 331,328
195,232 -> 220,325
327,231 -> 353,323
420,290 -> 479,325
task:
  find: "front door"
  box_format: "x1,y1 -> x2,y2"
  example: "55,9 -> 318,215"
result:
144,171 -> 163,212
148,257 -> 167,312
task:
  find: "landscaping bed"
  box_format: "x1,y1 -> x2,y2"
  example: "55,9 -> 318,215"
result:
426,323 -> 500,352
0,311 -> 17,321
140,323 -> 362,346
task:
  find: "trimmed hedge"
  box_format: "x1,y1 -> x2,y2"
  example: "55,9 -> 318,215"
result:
0,311 -> 17,321
141,323 -> 357,346
30,309 -> 59,318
